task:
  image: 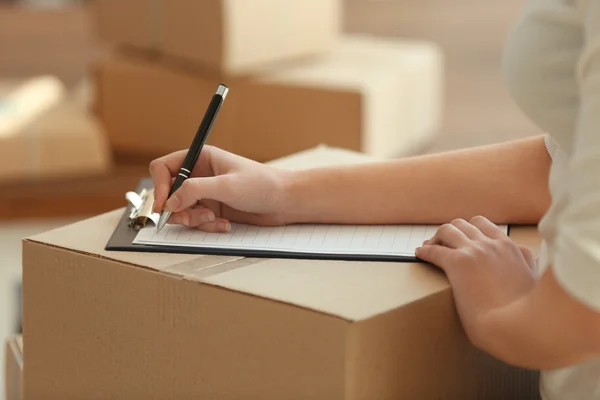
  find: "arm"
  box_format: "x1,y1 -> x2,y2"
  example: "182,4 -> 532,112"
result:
285,135 -> 551,225
484,269 -> 600,370
458,2 -> 600,370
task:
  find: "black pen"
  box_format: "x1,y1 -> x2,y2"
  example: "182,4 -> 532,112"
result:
156,84 -> 229,232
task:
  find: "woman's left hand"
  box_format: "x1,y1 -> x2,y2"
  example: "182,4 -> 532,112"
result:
415,216 -> 538,350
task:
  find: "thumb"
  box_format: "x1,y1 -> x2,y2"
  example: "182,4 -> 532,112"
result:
164,176 -> 233,213
415,244 -> 454,272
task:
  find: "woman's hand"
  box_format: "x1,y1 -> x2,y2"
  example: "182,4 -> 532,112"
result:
415,216 -> 538,351
149,146 -> 293,232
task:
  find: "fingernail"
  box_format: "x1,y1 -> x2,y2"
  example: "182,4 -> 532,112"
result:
199,212 -> 215,224
218,221 -> 231,232
164,196 -> 180,212
182,214 -> 190,226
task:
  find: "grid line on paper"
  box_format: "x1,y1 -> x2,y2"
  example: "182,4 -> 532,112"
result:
133,222 -> 514,258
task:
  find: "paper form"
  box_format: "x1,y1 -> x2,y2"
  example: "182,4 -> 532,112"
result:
133,223 -> 509,258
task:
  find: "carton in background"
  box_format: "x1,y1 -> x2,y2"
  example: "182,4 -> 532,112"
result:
91,0 -> 342,75
93,54 -> 238,161
233,35 -> 444,161
94,35 -> 444,163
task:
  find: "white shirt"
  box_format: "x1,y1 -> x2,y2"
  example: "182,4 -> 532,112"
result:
502,0 -> 600,398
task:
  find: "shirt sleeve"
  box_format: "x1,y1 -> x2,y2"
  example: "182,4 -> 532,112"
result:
553,0 -> 600,311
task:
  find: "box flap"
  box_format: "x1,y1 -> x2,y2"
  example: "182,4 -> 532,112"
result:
26,207 -> 451,321
196,256 -> 450,321
267,144 -> 379,169
250,35 -> 441,91
25,146 -> 539,322
26,209 -> 232,273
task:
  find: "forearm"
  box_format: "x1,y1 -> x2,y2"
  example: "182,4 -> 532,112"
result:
483,268 -> 600,370
284,136 -> 552,225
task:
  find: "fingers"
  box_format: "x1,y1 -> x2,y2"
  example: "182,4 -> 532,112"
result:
149,146 -> 224,213
469,215 -> 507,240
448,218 -> 485,240
427,223 -> 471,249
149,150 -> 189,213
164,176 -> 237,213
169,206 -> 215,226
169,205 -> 232,232
415,244 -> 455,270
426,216 -> 505,246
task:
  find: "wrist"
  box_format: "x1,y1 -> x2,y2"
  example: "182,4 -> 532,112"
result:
478,297 -> 537,369
479,268 -> 600,370
279,168 -> 313,225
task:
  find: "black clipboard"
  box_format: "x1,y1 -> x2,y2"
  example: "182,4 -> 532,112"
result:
105,178 -> 511,262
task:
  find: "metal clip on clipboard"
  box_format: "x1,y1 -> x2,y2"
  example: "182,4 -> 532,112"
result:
125,188 -> 160,231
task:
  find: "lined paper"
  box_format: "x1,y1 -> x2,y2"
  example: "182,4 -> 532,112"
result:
133,223 -> 509,258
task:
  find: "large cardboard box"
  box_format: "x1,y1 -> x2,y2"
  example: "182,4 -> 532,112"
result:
91,0 -> 341,75
94,35 -> 443,162
4,335 -> 23,400
23,146 -> 540,399
234,35 -> 444,161
0,76 -> 112,185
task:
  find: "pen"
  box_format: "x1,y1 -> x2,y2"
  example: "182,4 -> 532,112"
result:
156,84 -> 229,233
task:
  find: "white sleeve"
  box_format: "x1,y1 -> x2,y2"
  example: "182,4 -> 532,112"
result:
553,1 -> 600,311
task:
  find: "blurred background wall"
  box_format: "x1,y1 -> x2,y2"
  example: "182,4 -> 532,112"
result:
1,0 -> 541,152
0,1 -> 542,398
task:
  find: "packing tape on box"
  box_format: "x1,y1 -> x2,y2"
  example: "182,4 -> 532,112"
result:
164,256 -> 263,281
124,188 -> 264,280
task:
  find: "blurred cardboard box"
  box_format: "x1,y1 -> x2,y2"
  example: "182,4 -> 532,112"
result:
94,35 -> 443,162
94,54 -> 237,161
0,163 -> 148,220
91,0 -> 341,75
0,76 -> 112,185
233,35 -> 444,161
4,335 -> 23,400
23,146 -> 539,399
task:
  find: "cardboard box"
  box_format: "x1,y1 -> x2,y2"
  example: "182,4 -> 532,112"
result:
23,146 -> 540,399
4,335 -> 23,400
95,35 -> 443,162
0,76 -> 112,185
233,35 -> 444,161
91,0 -> 341,75
94,54 -> 238,161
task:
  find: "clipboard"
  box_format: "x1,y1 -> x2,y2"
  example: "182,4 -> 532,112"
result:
105,178 -> 511,262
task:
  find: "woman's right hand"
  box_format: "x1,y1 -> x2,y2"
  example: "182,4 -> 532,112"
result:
149,145 -> 293,233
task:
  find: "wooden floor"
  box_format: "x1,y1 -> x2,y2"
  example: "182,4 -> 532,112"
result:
0,0 -> 543,156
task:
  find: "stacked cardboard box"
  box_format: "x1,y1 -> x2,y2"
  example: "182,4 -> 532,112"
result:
90,0 -> 444,163
4,335 -> 23,400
